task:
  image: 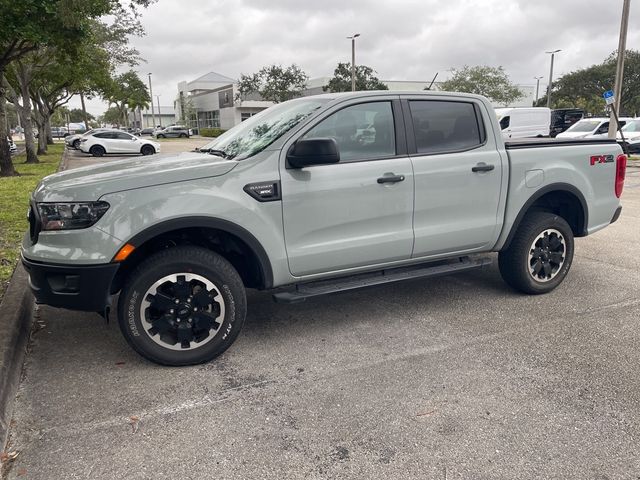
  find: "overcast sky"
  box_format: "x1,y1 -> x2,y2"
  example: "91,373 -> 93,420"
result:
72,0 -> 640,116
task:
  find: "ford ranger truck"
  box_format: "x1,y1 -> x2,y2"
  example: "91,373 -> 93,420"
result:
22,91 -> 627,366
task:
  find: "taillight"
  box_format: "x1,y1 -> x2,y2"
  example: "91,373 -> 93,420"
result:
615,154 -> 627,198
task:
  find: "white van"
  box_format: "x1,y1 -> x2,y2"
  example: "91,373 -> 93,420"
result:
495,107 -> 551,139
556,117 -> 634,139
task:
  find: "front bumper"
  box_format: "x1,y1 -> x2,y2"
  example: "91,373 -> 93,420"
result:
22,256 -> 119,312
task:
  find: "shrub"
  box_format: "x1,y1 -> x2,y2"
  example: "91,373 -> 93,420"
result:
200,128 -> 226,137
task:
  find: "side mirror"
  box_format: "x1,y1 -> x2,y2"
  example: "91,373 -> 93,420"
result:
287,138 -> 340,168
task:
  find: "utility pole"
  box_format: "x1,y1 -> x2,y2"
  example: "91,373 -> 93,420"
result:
347,33 -> 360,91
147,73 -> 156,128
545,50 -> 561,109
608,0 -> 631,139
534,76 -> 543,105
156,95 -> 162,127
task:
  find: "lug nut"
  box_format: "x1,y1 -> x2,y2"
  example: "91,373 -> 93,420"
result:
193,307 -> 198,312
175,299 -> 180,304
169,309 -> 174,314
187,298 -> 191,303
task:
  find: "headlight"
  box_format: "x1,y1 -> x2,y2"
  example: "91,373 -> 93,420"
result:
37,202 -> 110,231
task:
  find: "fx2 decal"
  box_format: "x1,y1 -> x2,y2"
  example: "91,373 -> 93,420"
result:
590,154 -> 614,166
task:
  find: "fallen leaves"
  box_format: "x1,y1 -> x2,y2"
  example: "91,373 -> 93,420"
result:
129,416 -> 140,433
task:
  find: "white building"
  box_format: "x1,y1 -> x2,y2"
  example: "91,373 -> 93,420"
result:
175,72 -> 273,132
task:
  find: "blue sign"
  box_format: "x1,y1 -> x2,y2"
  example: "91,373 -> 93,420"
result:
603,90 -> 615,105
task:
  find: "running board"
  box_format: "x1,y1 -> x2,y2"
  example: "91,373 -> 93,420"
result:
272,255 -> 492,304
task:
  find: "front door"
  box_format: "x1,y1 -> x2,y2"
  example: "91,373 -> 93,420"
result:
280,99 -> 414,277
402,97 -> 504,257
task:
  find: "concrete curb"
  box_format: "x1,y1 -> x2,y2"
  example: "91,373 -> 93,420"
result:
0,146 -> 69,451
0,266 -> 34,449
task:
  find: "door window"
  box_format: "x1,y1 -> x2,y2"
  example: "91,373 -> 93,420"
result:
94,132 -> 114,139
303,102 -> 396,162
115,132 -> 133,140
409,101 -> 484,154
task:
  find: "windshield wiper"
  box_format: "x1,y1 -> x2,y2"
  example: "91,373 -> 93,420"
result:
205,149 -> 230,159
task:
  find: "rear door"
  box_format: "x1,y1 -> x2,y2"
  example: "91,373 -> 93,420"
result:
402,96 -> 504,257
280,98 -> 414,277
111,132 -> 137,153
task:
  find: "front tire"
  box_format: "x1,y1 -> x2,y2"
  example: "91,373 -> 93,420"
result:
117,246 -> 247,366
499,211 -> 574,294
90,145 -> 106,157
141,145 -> 155,156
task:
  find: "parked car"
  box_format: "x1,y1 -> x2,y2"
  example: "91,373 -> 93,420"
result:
79,130 -> 160,157
65,128 -> 112,149
51,127 -> 71,139
556,117 -> 634,140
495,107 -> 551,139
550,108 -> 584,137
154,125 -> 190,138
139,127 -> 155,136
618,118 -> 640,154
22,91 -> 626,366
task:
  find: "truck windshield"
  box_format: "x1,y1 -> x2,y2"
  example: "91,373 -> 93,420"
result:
200,98 -> 329,160
622,120 -> 640,133
566,119 -> 601,133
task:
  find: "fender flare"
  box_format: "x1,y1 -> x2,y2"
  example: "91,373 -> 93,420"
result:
125,216 -> 274,289
501,183 -> 589,250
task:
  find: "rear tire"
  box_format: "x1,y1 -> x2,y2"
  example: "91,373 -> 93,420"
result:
72,139 -> 80,149
156,134 -> 165,139
179,133 -> 188,138
499,211 -> 574,294
90,145 -> 106,157
117,246 -> 247,366
141,145 -> 155,156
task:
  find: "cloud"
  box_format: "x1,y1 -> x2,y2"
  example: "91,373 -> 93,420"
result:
74,0 -> 639,116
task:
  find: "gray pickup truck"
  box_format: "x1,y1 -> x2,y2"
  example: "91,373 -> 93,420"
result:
22,91 -> 627,366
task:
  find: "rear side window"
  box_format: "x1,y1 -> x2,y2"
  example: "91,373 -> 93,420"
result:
409,101 -> 484,154
115,132 -> 133,140
94,132 -> 114,139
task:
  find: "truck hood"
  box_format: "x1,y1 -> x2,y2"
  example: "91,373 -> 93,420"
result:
33,152 -> 238,202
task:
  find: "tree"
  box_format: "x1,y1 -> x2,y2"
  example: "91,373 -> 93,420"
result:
324,63 -> 388,92
439,65 -> 523,106
0,0 -> 153,176
236,64 -> 308,103
100,106 -> 124,126
68,108 -> 94,123
536,50 -> 640,115
101,71 -> 151,126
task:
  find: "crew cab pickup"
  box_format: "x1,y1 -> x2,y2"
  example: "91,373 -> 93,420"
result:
22,91 -> 627,366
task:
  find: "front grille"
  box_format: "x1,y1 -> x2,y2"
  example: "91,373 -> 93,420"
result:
28,203 -> 41,244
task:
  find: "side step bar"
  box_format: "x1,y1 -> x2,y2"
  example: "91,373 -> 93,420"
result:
272,255 -> 492,304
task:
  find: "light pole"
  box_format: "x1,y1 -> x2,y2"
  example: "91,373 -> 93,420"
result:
147,73 -> 156,128
534,76 -> 543,105
608,0 -> 631,139
347,33 -> 360,92
545,50 -> 561,109
155,95 -> 162,128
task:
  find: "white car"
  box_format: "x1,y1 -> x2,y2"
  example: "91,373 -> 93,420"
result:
618,118 -> 640,154
65,128 -> 112,149
79,130 -> 160,157
557,117 -> 634,139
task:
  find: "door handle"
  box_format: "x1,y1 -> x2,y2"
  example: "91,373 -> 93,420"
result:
471,163 -> 495,173
377,174 -> 405,184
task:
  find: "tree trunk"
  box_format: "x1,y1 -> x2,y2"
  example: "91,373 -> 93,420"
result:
0,78 -> 18,177
45,116 -> 53,144
80,92 -> 89,129
35,118 -> 47,154
18,102 -> 38,164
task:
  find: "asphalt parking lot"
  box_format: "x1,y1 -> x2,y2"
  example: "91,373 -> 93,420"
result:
3,151 -> 640,479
